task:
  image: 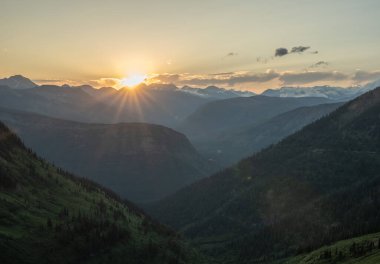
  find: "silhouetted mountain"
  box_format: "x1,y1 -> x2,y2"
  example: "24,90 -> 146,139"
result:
149,87 -> 380,263
0,84 -> 113,123
0,122 -> 206,264
196,102 -> 342,166
179,95 -> 333,142
0,75 -> 37,89
0,108 -> 213,202
0,81 -> 217,127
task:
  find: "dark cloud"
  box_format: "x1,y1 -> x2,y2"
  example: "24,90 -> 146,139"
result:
275,46 -> 312,57
275,48 -> 288,57
352,70 -> 380,82
290,46 -> 310,53
279,71 -> 348,85
310,61 -> 329,68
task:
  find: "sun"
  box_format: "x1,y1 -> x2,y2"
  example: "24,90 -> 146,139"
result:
120,74 -> 147,88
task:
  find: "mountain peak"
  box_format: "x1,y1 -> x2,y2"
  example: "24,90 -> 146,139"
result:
0,75 -> 37,89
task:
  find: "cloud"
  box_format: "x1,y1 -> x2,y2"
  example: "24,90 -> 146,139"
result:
87,78 -> 120,87
352,70 -> 380,83
210,72 -> 235,76
279,71 -> 348,85
275,46 -> 313,57
275,48 -> 289,57
148,74 -> 180,84
226,52 -> 238,57
309,61 -> 329,68
33,79 -> 63,83
35,69 -> 380,92
290,46 -> 310,53
149,70 -> 280,87
226,70 -> 279,85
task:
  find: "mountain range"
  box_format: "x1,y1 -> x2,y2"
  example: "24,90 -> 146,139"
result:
0,76 -> 254,128
0,107 -> 213,202
195,102 -> 343,166
179,95 -> 333,140
148,87 -> 380,263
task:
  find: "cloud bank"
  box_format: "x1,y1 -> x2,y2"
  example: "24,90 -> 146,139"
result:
148,69 -> 380,88
34,70 -> 380,92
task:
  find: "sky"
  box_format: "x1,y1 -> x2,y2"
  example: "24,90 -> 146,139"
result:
1,0 -> 380,92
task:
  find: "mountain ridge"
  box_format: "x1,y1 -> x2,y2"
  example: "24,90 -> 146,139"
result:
0,121 -> 206,264
0,107 -> 213,202
0,75 -> 37,89
148,87 -> 380,263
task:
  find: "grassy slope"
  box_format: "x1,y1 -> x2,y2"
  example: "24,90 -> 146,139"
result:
0,122 -> 206,264
284,232 -> 380,264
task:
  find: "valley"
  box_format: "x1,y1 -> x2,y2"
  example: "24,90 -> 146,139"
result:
2,2 -> 380,261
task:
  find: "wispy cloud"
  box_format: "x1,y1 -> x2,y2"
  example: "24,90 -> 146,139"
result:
309,61 -> 329,69
279,71 -> 348,85
148,74 -> 180,84
290,46 -> 310,53
226,52 -> 238,57
149,69 -> 380,88
149,70 -> 279,87
87,78 -> 120,87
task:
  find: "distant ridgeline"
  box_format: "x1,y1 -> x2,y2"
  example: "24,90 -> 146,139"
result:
0,111 -> 213,202
148,87 -> 380,263
0,122 -> 206,264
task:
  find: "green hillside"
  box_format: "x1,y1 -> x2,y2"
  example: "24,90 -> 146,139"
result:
0,122 -> 206,264
149,88 -> 380,263
284,232 -> 380,264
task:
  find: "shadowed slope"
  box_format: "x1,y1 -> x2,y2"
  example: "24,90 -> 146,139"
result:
0,109 -> 213,202
0,122 -> 207,264
149,87 -> 380,263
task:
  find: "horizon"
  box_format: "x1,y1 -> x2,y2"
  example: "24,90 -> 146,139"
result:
1,73 -> 376,94
2,0 -> 380,93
